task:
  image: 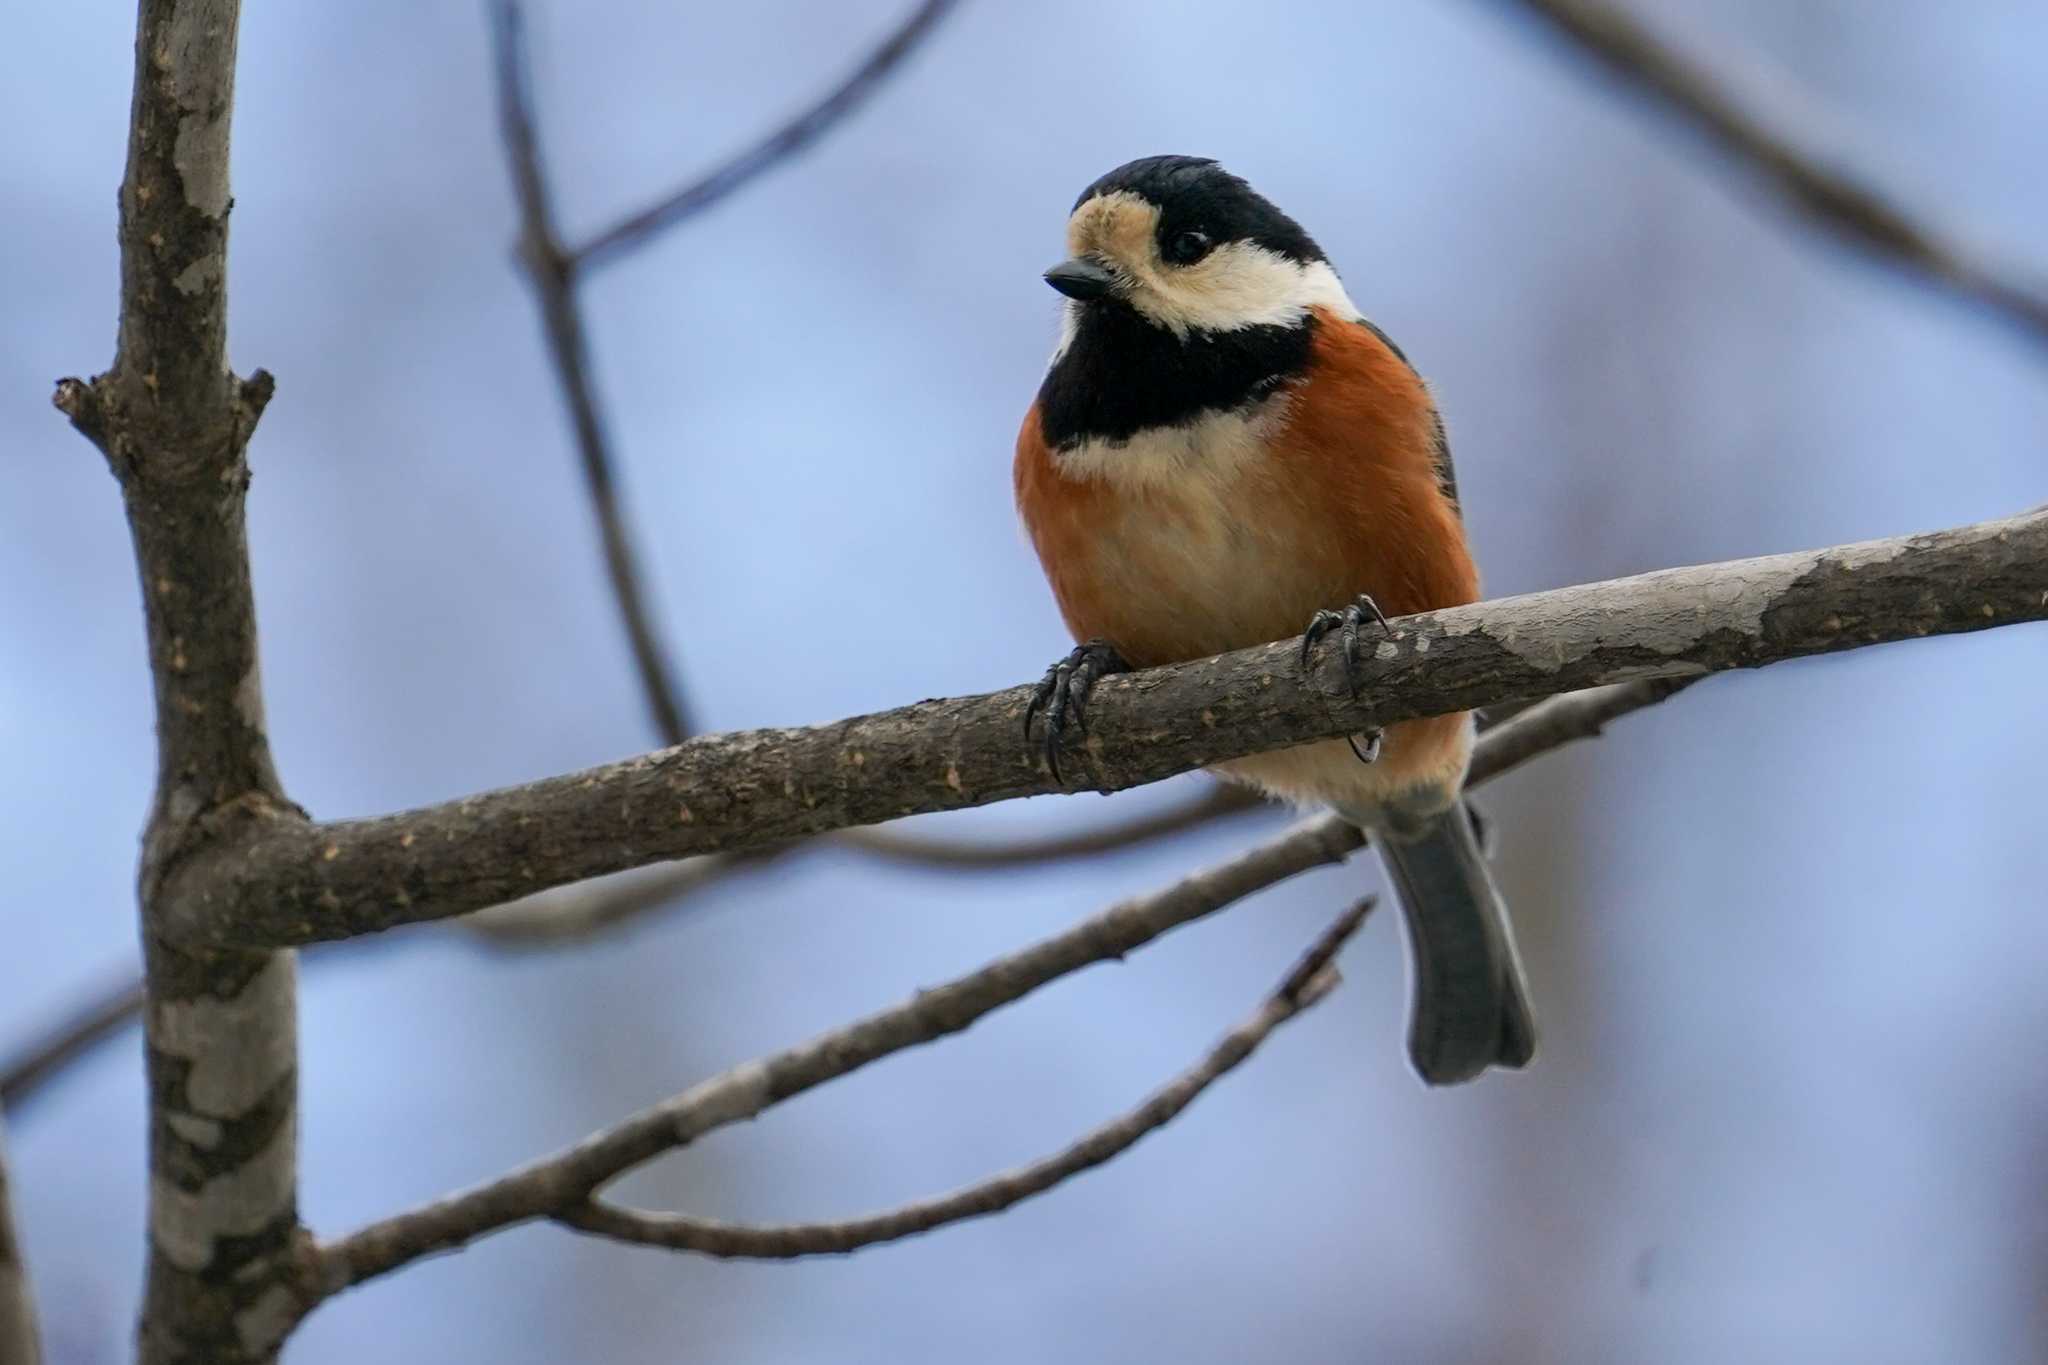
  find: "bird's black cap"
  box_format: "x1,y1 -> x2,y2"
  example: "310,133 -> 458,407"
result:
1072,156 -> 1326,264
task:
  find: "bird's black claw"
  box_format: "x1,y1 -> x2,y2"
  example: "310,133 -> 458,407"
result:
1347,729 -> 1384,765
1300,594 -> 1393,696
1024,639 -> 1129,783
1300,608 -> 1343,669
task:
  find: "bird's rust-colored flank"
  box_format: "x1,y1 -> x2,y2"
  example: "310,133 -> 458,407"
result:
1015,307 -> 1478,801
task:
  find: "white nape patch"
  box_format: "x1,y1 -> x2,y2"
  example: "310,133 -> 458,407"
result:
1060,190 -> 1361,340
1132,247 -> 1356,337
1052,395 -> 1291,493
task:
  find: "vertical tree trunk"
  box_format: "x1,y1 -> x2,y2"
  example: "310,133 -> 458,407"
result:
55,2 -> 310,1359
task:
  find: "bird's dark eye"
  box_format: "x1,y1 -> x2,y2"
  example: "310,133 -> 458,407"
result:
1164,229 -> 1213,265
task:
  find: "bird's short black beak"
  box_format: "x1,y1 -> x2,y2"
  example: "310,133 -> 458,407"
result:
1043,257 -> 1117,301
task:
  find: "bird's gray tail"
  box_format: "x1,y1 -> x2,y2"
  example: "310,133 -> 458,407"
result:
1374,804 -> 1536,1085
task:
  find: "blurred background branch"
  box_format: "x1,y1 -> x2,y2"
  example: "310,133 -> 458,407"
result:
553,896 -> 1370,1260
315,830 -> 1373,1296
492,0 -> 695,745
1491,0 -> 2048,345
0,975 -> 142,1115
0,1117 -> 38,1365
571,0 -> 963,270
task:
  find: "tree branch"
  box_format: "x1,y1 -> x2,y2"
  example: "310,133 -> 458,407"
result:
846,785 -> 1263,869
0,1116 -> 40,1365
1490,0 -> 2048,346
491,0 -> 693,744
0,793 -> 1263,1100
308,675 -> 1678,1295
467,786 -> 1261,945
555,896 -> 1370,1260
570,0 -> 961,272
311,822 -> 1372,1296
3,680 -> 1664,1075
465,850 -> 772,944
163,510 -> 2048,949
54,1 -> 311,1359
0,975 -> 146,1114
1464,675 -> 1695,780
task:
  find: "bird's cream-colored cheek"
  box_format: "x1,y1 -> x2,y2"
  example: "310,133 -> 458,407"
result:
1134,250 -> 1358,335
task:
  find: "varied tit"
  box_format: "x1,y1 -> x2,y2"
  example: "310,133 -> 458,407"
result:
1014,155 -> 1535,1085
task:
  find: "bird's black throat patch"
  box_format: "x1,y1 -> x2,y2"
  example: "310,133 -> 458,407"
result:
1037,301 -> 1316,449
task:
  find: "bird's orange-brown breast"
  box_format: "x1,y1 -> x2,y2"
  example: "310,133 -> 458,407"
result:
1014,307 -> 1477,662
1014,307 -> 1481,806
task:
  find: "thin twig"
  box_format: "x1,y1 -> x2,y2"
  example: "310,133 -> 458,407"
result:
313,812 -> 1369,1296
1463,676 -> 1695,784
571,0 -> 962,272
492,0 -> 692,744
468,786 -> 1261,945
0,1116 -> 39,1365
845,785 -> 1263,869
0,975 -> 145,1113
466,850 -> 773,944
555,897 -> 1370,1260
309,674 -> 1684,1295
1492,0 -> 2048,347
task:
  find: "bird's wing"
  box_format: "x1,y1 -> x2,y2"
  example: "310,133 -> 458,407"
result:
1355,316 -> 1459,517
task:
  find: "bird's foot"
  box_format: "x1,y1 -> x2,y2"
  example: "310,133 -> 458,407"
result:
1300,593 -> 1392,692
1302,595 -> 1392,766
1024,639 -> 1129,783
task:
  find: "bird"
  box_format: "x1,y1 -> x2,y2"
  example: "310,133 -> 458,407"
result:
1013,155 -> 1535,1085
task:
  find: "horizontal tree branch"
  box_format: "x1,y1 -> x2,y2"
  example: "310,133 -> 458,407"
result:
570,0 -> 961,271
7,680 -> 1675,1100
554,897 -> 1371,1260
165,510 -> 2048,950
464,647 -> 1501,948
0,794 -> 1269,1104
1492,0 -> 2048,346
308,677 -> 1678,1297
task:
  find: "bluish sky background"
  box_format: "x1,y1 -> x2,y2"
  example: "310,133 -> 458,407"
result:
4,2 -> 2045,1362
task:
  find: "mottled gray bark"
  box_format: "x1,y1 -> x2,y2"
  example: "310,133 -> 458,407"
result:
52,1 -> 312,1360
160,509 -> 2046,950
